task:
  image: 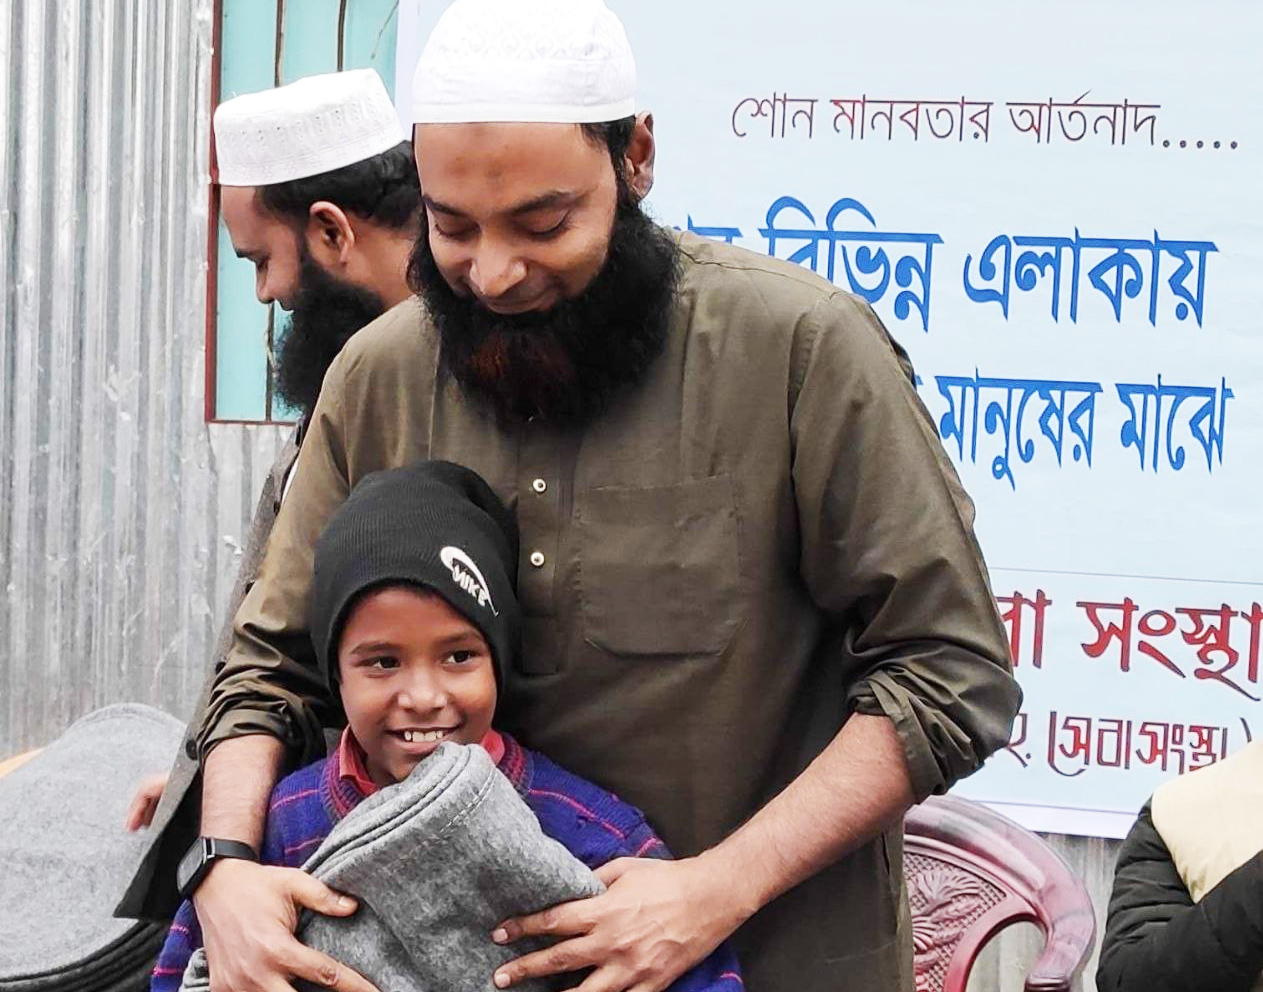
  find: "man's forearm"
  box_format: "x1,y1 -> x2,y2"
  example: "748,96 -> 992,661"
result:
200,733 -> 286,850
700,713 -> 916,917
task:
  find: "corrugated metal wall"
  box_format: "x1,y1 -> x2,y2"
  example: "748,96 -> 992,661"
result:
0,0 -> 288,750
0,2 -> 1117,989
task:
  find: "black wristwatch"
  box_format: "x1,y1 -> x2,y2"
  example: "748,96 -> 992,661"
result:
176,837 -> 258,900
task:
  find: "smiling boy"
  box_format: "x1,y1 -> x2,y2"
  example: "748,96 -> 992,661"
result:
151,462 -> 742,992
336,583 -> 500,782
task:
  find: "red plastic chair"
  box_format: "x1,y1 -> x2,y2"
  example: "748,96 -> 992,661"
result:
903,794 -> 1096,992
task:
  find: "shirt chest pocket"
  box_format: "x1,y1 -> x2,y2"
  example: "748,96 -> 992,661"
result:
575,475 -> 743,657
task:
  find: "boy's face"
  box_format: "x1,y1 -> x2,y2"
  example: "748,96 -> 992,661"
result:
337,585 -> 497,787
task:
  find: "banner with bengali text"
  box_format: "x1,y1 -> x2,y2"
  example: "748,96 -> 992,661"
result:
396,1 -> 1263,837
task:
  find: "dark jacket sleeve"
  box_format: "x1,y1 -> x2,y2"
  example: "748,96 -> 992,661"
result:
1097,800 -> 1263,992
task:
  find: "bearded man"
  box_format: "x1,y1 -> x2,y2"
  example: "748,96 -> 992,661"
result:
173,3 -> 1021,991
116,68 -> 420,922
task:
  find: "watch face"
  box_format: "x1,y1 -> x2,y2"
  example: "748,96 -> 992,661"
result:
176,837 -> 209,894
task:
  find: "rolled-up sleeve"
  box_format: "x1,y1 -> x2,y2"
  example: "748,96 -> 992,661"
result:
196,357 -> 354,764
790,292 -> 1021,799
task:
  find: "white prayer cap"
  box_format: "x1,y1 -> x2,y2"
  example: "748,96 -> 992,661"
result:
412,0 -> 636,124
214,69 -> 406,187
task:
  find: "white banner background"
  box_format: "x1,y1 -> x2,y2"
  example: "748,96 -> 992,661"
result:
396,1 -> 1263,838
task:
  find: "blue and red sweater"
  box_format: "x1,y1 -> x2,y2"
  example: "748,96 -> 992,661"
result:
153,733 -> 744,990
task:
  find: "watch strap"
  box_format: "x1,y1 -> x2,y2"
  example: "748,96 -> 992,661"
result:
177,837 -> 258,901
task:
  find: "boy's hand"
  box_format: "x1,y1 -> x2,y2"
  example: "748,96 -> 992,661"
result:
193,858 -> 381,992
123,772 -> 170,831
490,856 -> 752,992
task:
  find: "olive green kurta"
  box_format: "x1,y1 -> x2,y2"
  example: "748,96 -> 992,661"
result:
198,232 -> 1020,991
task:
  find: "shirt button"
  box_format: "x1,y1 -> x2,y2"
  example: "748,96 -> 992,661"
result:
529,551 -> 546,568
531,478 -> 547,494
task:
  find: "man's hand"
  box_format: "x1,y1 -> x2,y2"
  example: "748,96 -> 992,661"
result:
492,714 -> 916,992
490,856 -> 752,992
123,772 -> 170,831
193,858 -> 380,992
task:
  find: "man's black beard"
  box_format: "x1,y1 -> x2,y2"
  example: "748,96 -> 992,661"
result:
273,246 -> 387,418
407,192 -> 680,428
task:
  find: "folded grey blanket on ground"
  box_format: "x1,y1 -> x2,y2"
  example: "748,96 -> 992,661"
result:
180,742 -> 603,992
0,704 -> 184,992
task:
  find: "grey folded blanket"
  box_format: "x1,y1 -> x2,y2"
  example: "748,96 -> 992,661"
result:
180,742 -> 603,991
0,704 -> 185,992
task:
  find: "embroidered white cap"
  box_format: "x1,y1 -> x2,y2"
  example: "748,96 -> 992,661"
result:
214,69 -> 406,187
412,0 -> 636,124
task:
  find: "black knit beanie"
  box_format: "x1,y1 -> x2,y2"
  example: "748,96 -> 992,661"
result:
311,460 -> 520,692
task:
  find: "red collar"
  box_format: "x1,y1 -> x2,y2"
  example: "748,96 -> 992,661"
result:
336,727 -> 506,797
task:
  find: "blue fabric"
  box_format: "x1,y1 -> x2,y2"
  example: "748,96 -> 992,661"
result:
153,734 -> 742,990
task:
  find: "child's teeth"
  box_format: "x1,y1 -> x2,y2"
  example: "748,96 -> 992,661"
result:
402,730 -> 447,743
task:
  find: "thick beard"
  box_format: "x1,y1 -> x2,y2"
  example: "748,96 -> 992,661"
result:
407,192 -> 681,428
272,245 -> 387,418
